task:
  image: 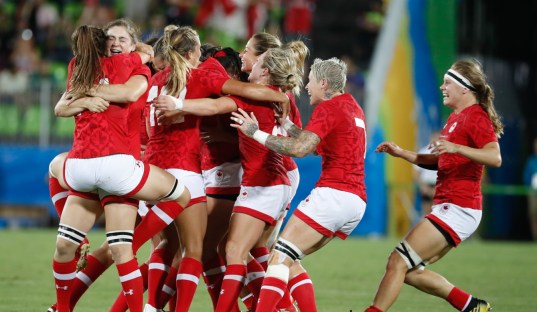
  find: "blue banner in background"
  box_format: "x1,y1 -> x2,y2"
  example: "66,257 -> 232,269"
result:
0,145 -> 69,217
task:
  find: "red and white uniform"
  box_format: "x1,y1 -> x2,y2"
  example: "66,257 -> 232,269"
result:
64,53 -> 151,198
427,104 -> 498,246
432,104 -> 497,209
294,93 -> 367,239
230,88 -> 291,224
145,58 -> 229,203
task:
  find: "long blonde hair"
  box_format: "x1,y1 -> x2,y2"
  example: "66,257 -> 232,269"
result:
452,59 -> 504,136
162,25 -> 199,97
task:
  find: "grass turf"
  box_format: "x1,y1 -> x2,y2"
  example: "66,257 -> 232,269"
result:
0,229 -> 535,311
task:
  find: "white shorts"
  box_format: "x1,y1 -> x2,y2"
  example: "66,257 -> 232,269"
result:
287,168 -> 300,205
166,168 -> 206,205
426,203 -> 482,246
202,161 -> 243,195
234,185 -> 291,225
294,187 -> 366,239
64,154 -> 148,196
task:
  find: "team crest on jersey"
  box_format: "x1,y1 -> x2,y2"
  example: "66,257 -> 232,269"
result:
240,190 -> 248,201
99,77 -> 109,85
215,170 -> 224,182
448,122 -> 457,133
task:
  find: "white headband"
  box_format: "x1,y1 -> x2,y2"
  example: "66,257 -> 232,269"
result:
445,69 -> 476,91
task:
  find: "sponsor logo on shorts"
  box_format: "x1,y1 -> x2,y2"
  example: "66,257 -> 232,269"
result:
439,204 -> 449,215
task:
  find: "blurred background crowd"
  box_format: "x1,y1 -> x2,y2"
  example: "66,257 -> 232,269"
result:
1,0 -> 537,242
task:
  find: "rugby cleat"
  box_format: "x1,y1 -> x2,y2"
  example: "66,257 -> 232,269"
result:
464,298 -> 491,312
46,303 -> 57,312
75,240 -> 90,272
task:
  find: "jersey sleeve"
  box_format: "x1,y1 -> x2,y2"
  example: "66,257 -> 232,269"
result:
196,58 -> 230,95
467,111 -> 498,148
131,64 -> 152,81
66,58 -> 75,90
288,94 -> 302,128
305,101 -> 335,140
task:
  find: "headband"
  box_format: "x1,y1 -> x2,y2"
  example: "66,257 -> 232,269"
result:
445,69 -> 476,91
214,51 -> 227,58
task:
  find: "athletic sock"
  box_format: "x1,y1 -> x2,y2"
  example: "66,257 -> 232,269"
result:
289,272 -> 317,312
69,254 -> 108,309
132,201 -> 183,252
215,264 -> 246,312
202,255 -> 226,309
250,246 -> 269,270
256,277 -> 287,312
174,257 -> 203,312
53,258 -> 77,312
447,287 -> 472,311
245,258 -> 265,311
49,177 -> 68,217
115,259 -> 144,312
156,266 -> 178,309
147,248 -> 173,308
109,262 -> 149,312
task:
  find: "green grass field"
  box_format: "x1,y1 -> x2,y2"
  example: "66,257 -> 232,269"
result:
0,229 -> 536,311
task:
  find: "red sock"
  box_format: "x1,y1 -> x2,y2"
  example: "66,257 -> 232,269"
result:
147,249 -> 174,308
250,246 -> 269,270
276,288 -> 296,311
53,259 -> 77,312
69,255 -> 108,309
241,292 -> 255,311
110,262 -> 149,312
447,287 -> 472,311
202,255 -> 226,309
245,258 -> 265,311
115,259 -> 144,312
256,277 -> 287,312
49,177 -> 68,217
365,306 -> 383,312
132,201 -> 183,252
168,292 -> 177,312
215,264 -> 246,312
175,257 -> 203,312
156,266 -> 178,309
289,272 -> 317,312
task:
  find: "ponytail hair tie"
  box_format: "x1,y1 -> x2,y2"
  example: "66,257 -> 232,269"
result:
214,51 -> 227,58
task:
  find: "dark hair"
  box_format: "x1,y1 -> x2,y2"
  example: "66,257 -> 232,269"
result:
202,45 -> 248,82
70,25 -> 107,99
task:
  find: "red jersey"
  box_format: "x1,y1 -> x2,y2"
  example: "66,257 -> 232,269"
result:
127,65 -> 151,160
145,58 -> 229,172
434,104 -> 498,209
67,53 -> 144,159
305,93 -> 367,201
230,87 -> 290,187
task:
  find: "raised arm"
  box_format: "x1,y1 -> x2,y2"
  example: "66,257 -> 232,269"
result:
230,108 -> 319,158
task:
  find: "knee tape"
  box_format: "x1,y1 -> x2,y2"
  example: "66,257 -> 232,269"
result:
274,238 -> 304,262
57,224 -> 87,245
106,230 -> 134,246
395,240 -> 423,269
160,179 -> 186,202
266,264 -> 290,282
